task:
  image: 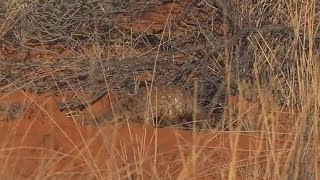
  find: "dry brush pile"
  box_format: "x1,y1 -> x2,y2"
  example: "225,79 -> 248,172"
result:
1,0 -> 319,128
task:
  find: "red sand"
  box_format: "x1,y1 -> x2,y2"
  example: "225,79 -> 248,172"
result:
0,91 -> 290,179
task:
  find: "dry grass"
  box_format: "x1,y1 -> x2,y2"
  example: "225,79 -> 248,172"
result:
0,0 -> 319,179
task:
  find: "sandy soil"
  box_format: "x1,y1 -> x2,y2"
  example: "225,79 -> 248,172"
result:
0,90 -> 291,179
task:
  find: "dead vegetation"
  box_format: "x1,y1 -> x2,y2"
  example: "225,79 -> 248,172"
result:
0,0 -> 319,179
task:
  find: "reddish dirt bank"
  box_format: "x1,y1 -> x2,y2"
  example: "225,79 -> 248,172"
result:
0,91 -> 290,179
